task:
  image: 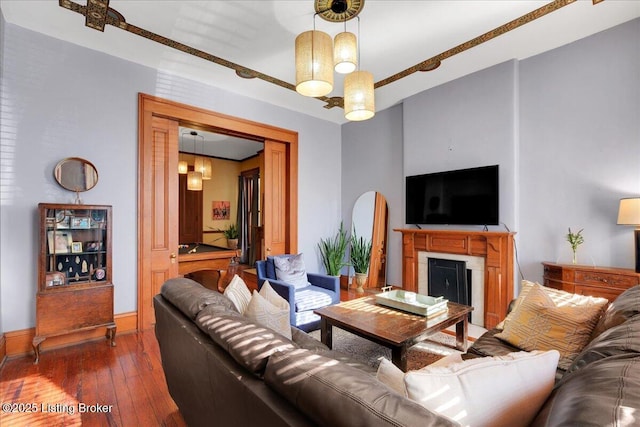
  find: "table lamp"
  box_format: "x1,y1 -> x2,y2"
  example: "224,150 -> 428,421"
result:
617,197 -> 640,272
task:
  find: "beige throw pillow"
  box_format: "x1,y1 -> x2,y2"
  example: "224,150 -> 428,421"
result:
244,281 -> 292,340
223,274 -> 252,314
496,280 -> 608,330
403,350 -> 560,427
495,283 -> 605,370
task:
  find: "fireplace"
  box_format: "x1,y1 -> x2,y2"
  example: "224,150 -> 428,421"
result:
396,229 -> 514,329
419,252 -> 485,326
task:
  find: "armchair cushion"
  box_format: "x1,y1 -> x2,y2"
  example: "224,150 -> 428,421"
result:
273,253 -> 310,289
294,286 -> 335,312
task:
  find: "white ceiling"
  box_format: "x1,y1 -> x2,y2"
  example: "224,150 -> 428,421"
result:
2,1 -> 639,125
178,127 -> 263,161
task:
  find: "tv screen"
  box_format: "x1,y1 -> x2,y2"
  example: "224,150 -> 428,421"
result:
406,165 -> 499,225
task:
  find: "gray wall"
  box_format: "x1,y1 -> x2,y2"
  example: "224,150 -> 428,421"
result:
519,18 -> 640,280
0,22 -> 341,332
342,104 -> 404,284
341,18 -> 639,291
0,11 -> 5,336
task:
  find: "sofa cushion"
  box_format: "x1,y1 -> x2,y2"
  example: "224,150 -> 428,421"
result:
196,305 -> 296,375
274,253 -> 310,289
495,283 -> 605,370
403,350 -> 560,427
294,286 -> 334,312
568,314 -> 640,373
264,349 -> 458,427
591,285 -> 640,339
223,274 -> 252,314
497,280 -> 608,330
161,277 -> 237,319
245,281 -> 292,340
531,354 -> 640,427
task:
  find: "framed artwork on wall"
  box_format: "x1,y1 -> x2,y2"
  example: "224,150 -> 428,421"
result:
212,201 -> 230,220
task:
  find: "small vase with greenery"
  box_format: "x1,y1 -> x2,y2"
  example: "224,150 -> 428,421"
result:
566,227 -> 584,264
318,222 -> 350,277
224,223 -> 239,249
350,227 -> 372,293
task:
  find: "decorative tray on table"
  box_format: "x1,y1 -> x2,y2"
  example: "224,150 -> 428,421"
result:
375,289 -> 448,317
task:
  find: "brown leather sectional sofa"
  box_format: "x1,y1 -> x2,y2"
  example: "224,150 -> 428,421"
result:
154,278 -> 640,426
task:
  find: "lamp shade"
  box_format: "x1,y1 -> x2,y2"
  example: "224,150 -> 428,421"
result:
617,198 -> 640,225
195,157 -> 212,180
334,31 -> 357,74
178,160 -> 188,174
187,171 -> 202,191
344,70 -> 375,121
295,30 -> 334,97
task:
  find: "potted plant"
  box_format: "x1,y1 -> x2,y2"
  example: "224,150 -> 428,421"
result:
318,222 -> 350,277
224,223 -> 239,249
350,227 -> 372,294
566,227 -> 584,264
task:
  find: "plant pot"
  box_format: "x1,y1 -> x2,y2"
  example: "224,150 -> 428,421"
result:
227,238 -> 238,250
355,273 -> 368,294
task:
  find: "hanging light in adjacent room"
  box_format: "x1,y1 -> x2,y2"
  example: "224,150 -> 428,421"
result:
187,170 -> 203,191
194,156 -> 212,180
184,131 -> 203,191
178,160 -> 188,174
334,29 -> 357,74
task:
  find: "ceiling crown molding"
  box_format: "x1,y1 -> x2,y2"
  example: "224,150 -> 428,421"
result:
59,0 -> 585,114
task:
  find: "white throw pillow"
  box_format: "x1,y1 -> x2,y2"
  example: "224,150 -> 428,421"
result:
223,274 -> 252,314
244,281 -> 292,340
274,253 -> 309,289
376,358 -> 406,395
403,350 -> 560,427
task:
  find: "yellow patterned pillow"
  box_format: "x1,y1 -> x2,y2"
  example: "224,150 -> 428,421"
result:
495,283 -> 605,370
496,280 -> 609,330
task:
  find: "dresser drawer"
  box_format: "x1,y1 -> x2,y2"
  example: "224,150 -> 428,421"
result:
543,264 -> 563,281
574,270 -> 639,289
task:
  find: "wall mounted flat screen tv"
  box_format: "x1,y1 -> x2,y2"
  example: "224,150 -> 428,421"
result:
406,165 -> 499,225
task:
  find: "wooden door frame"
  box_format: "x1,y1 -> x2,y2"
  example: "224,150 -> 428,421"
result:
137,93 -> 298,330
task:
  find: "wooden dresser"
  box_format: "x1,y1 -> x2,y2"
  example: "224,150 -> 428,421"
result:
542,262 -> 640,301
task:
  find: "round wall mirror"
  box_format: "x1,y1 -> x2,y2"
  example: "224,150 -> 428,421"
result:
54,157 -> 99,192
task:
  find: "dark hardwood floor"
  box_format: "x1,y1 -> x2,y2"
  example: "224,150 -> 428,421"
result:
0,329 -> 186,427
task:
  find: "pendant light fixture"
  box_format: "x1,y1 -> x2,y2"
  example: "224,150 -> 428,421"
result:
296,1 -> 374,121
295,28 -> 334,97
178,160 -> 188,174
185,131 -> 203,191
334,27 -> 357,74
343,17 -> 375,121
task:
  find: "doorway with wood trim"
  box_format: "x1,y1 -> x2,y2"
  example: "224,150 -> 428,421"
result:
137,94 -> 298,330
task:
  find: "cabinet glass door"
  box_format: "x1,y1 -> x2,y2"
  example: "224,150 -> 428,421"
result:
44,207 -> 109,287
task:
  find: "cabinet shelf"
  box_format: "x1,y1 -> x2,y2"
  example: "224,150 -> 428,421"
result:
35,203 -> 115,363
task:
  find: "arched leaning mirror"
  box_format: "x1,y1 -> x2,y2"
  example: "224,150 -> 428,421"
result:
54,157 -> 99,203
351,191 -> 388,290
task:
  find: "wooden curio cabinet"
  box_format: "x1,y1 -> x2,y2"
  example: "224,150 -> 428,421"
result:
33,203 -> 116,363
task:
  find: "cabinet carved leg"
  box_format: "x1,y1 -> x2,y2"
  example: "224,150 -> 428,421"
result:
106,325 -> 117,347
32,336 -> 46,364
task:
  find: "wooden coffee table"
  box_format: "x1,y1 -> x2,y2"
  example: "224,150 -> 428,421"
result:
314,296 -> 473,371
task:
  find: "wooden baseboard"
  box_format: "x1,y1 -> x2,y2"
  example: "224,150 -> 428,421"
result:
0,333 -> 6,367
4,312 -> 138,358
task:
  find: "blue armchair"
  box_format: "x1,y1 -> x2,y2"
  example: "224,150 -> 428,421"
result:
255,255 -> 340,332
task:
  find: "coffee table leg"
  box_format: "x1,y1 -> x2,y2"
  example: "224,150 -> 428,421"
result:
392,345 -> 408,372
320,318 -> 333,349
456,316 -> 469,352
